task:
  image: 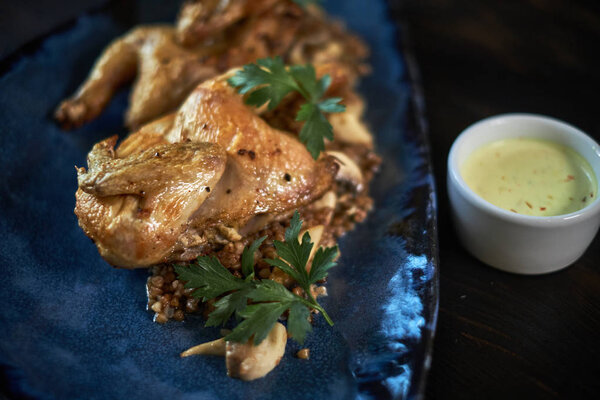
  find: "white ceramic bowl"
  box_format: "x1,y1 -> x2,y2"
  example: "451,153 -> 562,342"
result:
447,114 -> 600,274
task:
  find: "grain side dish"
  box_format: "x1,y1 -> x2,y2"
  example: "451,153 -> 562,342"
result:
63,0 -> 379,380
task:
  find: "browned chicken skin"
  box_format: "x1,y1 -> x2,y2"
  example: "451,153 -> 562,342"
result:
75,72 -> 338,268
55,26 -> 218,130
76,137 -> 227,267
176,0 -> 281,46
55,0 -> 368,130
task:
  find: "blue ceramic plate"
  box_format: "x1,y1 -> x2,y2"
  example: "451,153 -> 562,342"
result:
0,0 -> 438,398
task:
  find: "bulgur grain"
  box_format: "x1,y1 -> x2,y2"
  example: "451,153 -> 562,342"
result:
151,301 -> 162,313
186,298 -> 199,313
155,313 -> 168,324
173,309 -> 185,321
164,271 -> 175,282
151,276 -> 164,286
258,268 -> 271,279
297,348 -> 310,359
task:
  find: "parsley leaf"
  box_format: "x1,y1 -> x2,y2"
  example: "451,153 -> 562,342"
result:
248,278 -> 297,303
288,302 -> 312,344
174,256 -> 246,301
266,210 -> 338,325
225,302 -> 290,344
228,57 -> 345,159
289,64 -> 328,101
318,97 -> 345,113
206,287 -> 254,327
292,0 -> 321,7
309,245 -> 339,283
175,212 -> 337,345
297,103 -> 334,159
183,236 -> 264,327
241,235 -> 266,279
265,210 -> 338,289
227,57 -> 299,110
226,280 -> 312,344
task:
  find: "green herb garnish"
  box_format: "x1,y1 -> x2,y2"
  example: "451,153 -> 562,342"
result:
175,211 -> 338,345
292,0 -> 321,7
227,57 -> 345,159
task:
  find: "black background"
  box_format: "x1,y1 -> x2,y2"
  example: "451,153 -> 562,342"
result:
1,0 -> 599,398
391,1 -> 600,398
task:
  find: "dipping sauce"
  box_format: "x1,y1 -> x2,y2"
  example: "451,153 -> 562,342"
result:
461,138 -> 597,216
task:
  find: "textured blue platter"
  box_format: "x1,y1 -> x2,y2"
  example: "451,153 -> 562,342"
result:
0,0 -> 438,399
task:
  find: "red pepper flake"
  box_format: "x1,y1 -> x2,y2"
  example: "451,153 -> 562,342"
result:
565,175 -> 575,182
525,201 -> 533,209
540,207 -> 546,211
510,209 -> 518,213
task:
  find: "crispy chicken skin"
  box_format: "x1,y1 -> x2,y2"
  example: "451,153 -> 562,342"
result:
55,0 -> 368,130
176,0 -> 281,46
76,138 -> 227,267
75,71 -> 338,268
55,26 -> 218,130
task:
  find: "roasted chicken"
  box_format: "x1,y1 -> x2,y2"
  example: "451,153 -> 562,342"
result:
55,0 -> 368,130
75,70 -> 339,267
67,0 -> 381,382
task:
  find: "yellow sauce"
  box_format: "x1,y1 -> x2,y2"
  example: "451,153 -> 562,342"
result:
461,138 -> 597,216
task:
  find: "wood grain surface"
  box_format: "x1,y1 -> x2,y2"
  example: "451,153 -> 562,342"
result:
391,1 -> 600,398
1,1 -> 599,399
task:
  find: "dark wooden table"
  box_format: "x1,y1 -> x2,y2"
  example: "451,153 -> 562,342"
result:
1,1 -> 599,399
391,1 -> 600,398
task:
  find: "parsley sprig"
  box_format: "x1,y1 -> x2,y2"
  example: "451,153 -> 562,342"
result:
292,0 -> 321,7
227,57 -> 345,159
174,211 -> 338,345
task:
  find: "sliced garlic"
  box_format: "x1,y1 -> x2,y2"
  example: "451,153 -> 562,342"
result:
180,323 -> 287,381
226,322 -> 287,381
327,151 -> 364,191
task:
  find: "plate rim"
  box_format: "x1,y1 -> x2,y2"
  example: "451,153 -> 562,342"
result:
0,1 -> 440,398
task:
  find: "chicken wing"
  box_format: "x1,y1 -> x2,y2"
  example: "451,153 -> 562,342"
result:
75,71 -> 338,268
55,0 -> 367,130
176,0 -> 281,46
55,26 -> 217,130
75,136 -> 227,267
